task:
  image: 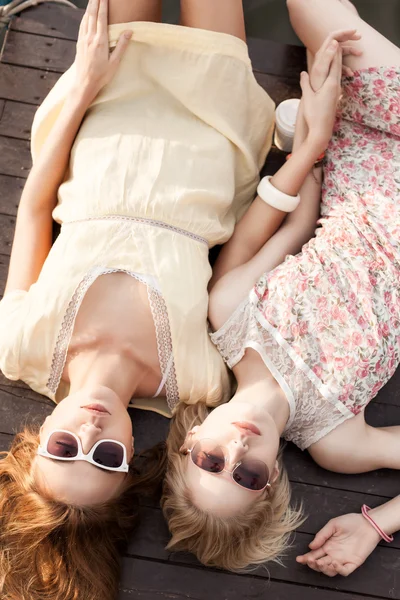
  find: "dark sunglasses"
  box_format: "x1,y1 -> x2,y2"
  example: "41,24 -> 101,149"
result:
186,438 -> 270,492
37,429 -> 129,472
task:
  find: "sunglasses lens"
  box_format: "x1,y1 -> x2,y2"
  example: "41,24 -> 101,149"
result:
233,459 -> 269,491
47,432 -> 79,458
93,442 -> 124,469
191,440 -> 225,473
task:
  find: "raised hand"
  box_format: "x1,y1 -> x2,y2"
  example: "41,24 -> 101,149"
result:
296,513 -> 381,577
300,42 -> 343,153
73,0 -> 132,103
310,29 -> 363,88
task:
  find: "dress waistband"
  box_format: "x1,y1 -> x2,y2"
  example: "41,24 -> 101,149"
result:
62,215 -> 209,247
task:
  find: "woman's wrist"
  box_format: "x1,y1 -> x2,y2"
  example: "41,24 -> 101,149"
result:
303,132 -> 330,158
368,504 -> 400,537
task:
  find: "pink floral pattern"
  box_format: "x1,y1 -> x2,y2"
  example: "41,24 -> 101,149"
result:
212,67 -> 400,450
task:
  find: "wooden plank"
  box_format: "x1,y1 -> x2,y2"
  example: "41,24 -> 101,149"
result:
128,407 -> 170,455
375,367 -> 400,407
0,101 -> 36,140
119,557 -> 367,600
11,4 -> 83,41
2,30 -> 75,73
0,64 -> 59,105
0,174 -> 23,216
248,37 -> 306,79
0,388 -> 53,435
0,432 -> 13,452
0,213 -> 16,255
0,135 -> 31,178
255,71 -> 301,106
0,254 -> 9,296
0,99 -> 4,120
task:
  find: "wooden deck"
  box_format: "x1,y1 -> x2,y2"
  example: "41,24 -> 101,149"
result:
0,5 -> 399,599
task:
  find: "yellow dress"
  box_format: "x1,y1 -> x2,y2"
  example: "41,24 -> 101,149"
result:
0,22 -> 275,417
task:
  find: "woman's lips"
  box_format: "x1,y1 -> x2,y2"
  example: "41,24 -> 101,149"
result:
232,422 -> 261,436
81,404 -> 111,415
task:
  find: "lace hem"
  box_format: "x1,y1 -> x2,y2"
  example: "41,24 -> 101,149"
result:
62,215 -> 209,247
47,267 -> 179,410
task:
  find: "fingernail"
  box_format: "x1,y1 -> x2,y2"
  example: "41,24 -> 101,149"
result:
330,41 -> 338,49
124,31 -> 132,39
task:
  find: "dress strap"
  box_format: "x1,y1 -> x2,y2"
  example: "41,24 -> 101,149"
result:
153,352 -> 174,398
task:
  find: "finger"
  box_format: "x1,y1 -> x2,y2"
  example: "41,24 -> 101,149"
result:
320,564 -> 340,577
341,45 -> 363,56
78,10 -> 89,38
317,556 -> 333,568
329,28 -> 362,43
299,71 -> 313,100
305,557 -> 322,573
309,521 -> 337,550
109,31 -> 132,71
297,548 -> 328,566
97,0 -> 108,37
312,40 -> 338,89
335,47 -> 343,88
88,0 -> 100,36
332,561 -> 357,577
342,65 -> 354,78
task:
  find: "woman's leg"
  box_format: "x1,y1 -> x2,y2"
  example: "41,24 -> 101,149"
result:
179,0 -> 246,42
108,0 -> 162,26
287,0 -> 400,69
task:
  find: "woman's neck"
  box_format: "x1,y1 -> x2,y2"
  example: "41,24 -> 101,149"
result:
232,348 -> 290,435
67,346 -> 153,408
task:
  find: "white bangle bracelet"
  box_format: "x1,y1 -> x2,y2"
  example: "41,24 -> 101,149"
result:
257,176 -> 301,213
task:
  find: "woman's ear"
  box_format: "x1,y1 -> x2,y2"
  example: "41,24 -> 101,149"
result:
179,426 -> 200,454
129,436 -> 135,460
39,416 -> 51,436
270,460 -> 280,484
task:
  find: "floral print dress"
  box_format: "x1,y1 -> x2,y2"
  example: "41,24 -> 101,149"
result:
211,67 -> 400,450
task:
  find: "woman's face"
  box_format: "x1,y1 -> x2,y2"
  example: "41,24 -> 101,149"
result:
183,398 -> 280,517
33,387 -> 134,506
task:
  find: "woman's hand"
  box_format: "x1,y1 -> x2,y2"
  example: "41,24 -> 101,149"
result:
72,0 -> 132,104
300,41 -> 343,153
310,29 -> 363,85
296,513 -> 381,577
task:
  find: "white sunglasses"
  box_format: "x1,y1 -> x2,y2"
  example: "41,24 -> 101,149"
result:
37,429 -> 130,473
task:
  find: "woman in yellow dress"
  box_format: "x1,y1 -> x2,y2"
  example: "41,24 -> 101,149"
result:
0,1 -> 274,598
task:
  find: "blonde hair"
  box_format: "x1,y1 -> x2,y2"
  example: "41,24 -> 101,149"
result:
0,426 -> 165,600
162,402 -> 304,571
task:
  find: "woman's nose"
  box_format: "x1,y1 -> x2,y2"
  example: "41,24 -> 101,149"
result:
227,437 -> 248,467
79,422 -> 102,453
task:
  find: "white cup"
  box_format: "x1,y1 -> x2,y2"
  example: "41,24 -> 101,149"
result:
274,98 -> 301,153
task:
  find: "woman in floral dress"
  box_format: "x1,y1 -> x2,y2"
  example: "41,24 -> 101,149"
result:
162,0 -> 400,577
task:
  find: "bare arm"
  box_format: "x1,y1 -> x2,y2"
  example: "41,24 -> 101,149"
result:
5,0 -> 131,294
5,93 -> 94,294
210,99 -> 322,288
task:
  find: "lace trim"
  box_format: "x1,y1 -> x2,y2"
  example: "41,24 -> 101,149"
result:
47,267 -> 180,410
63,215 -> 209,247
148,287 -> 180,410
47,265 -> 105,395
